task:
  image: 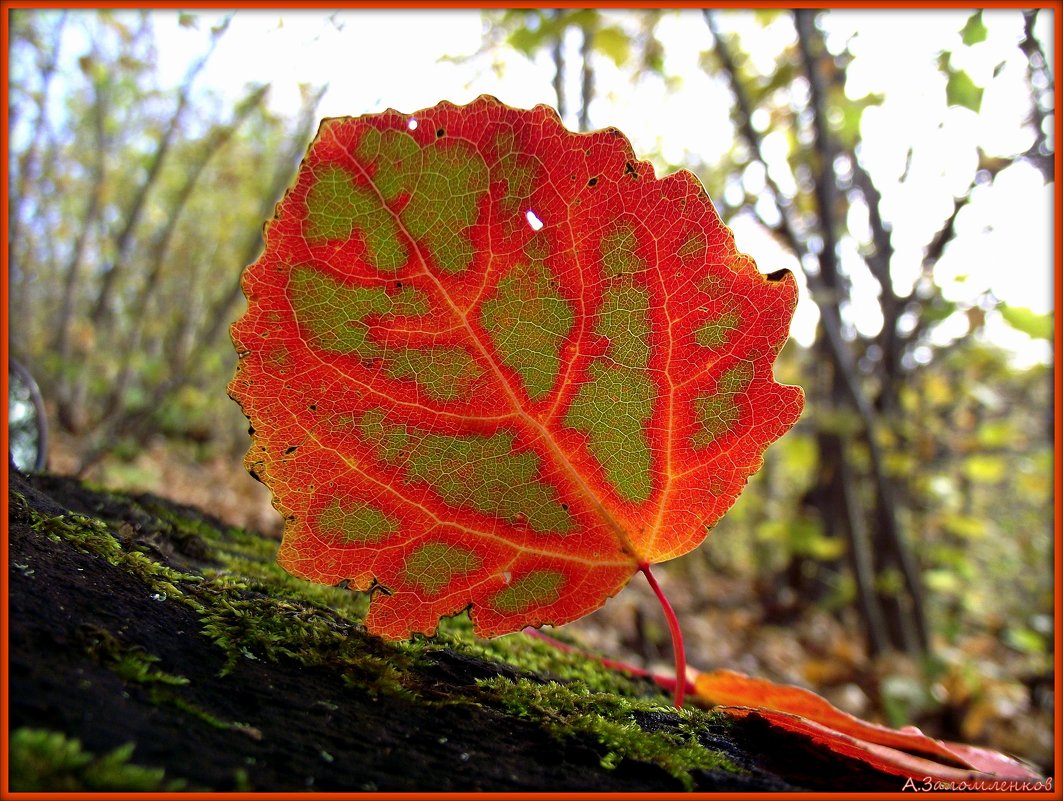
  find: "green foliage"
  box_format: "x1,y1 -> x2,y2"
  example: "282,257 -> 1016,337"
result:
901,342 -> 1053,650
998,305 -> 1053,341
960,12 -> 987,46
9,729 -> 188,792
943,59 -> 984,112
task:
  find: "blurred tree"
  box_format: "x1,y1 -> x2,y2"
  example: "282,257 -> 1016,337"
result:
8,10 -> 326,471
482,8 -> 665,131
700,8 -> 1053,658
477,8 -> 1054,661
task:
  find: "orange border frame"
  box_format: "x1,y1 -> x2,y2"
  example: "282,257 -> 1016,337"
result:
1,2 -> 1060,800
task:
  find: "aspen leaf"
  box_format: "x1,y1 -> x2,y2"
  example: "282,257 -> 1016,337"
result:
229,96 -> 803,639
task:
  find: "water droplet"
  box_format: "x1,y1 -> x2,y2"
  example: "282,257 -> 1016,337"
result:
460,752 -> 470,762
151,592 -> 167,602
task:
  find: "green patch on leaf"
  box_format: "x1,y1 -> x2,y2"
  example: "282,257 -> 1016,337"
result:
481,259 -> 575,400
677,232 -> 705,262
695,312 -> 740,350
493,130 -> 537,223
289,265 -> 428,358
356,127 -> 490,275
305,166 -> 407,271
693,363 -> 753,448
387,346 -> 482,401
318,499 -> 397,544
601,222 -> 644,278
359,410 -> 574,533
493,570 -> 565,614
403,542 -> 482,595
565,282 -> 654,502
290,267 -> 483,398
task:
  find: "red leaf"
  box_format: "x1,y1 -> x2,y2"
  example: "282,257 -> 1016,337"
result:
693,669 -> 1041,783
229,96 -> 803,639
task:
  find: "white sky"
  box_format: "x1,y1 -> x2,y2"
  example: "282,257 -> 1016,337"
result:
133,9 -> 1055,364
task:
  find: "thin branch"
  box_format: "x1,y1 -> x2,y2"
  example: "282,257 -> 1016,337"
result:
54,44 -> 110,431
75,85 -> 328,474
838,443 -> 891,655
703,9 -> 804,256
99,84 -> 270,421
550,9 -> 566,120
796,8 -> 929,653
578,20 -> 594,132
89,14 -> 233,326
1018,9 -> 1054,181
9,12 -> 67,269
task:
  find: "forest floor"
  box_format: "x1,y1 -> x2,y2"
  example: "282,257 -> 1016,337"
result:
43,432 -> 1055,777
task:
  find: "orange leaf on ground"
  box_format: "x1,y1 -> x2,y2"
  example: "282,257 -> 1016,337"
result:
692,669 -> 1041,783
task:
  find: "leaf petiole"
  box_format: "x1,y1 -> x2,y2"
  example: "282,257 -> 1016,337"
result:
639,562 -> 686,708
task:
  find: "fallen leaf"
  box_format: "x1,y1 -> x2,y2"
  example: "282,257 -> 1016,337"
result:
694,669 -> 1041,782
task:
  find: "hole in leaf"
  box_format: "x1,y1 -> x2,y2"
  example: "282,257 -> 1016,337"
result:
436,127 -> 445,138
588,176 -> 598,187
407,118 -> 418,130
525,209 -> 545,231
284,446 -> 297,455
765,269 -> 789,282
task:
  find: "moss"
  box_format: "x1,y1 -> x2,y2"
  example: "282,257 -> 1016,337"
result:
9,728 -> 191,792
79,624 -> 189,686
476,678 -> 742,790
77,623 -> 260,740
20,479 -> 746,789
159,692 -> 262,740
430,618 -> 656,698
26,504 -> 203,607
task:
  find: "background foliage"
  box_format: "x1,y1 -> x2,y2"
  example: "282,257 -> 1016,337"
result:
6,8 -> 1055,767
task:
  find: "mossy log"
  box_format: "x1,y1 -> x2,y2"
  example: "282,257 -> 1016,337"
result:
8,469 -> 895,792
